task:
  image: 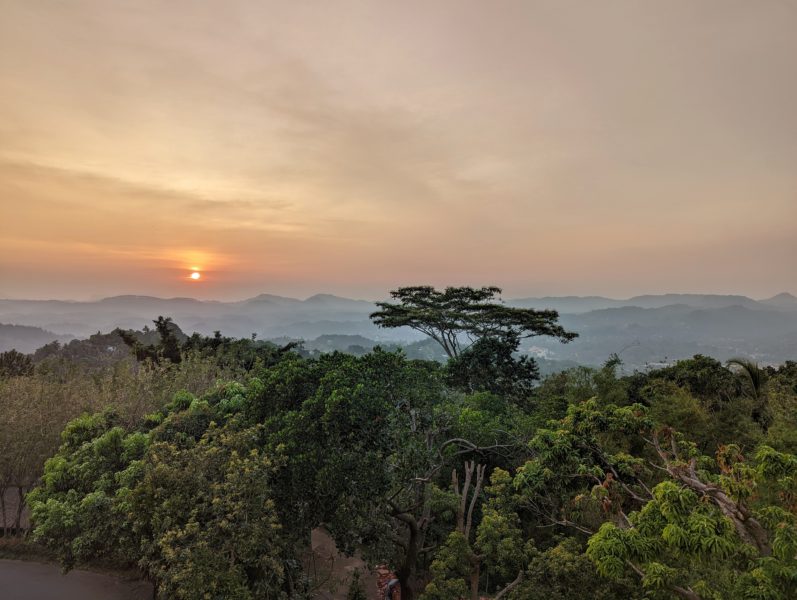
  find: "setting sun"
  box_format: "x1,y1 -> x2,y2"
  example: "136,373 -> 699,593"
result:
190,271 -> 201,280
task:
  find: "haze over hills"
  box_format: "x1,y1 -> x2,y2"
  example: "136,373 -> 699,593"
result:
510,293 -> 797,313
760,292 -> 797,310
1,292 -> 795,369
0,323 -> 75,354
0,293 -> 797,368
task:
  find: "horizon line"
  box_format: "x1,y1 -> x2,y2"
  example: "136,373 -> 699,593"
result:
0,290 -> 794,305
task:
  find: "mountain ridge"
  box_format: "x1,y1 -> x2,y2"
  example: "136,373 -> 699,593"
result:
1,292 -> 794,368
2,291 -> 793,309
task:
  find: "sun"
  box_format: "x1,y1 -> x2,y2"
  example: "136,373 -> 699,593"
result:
190,271 -> 201,280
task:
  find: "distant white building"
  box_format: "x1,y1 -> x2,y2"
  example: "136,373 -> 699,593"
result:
525,346 -> 551,359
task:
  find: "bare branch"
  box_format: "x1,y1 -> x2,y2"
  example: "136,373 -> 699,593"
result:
493,570 -> 524,600
465,464 -> 486,541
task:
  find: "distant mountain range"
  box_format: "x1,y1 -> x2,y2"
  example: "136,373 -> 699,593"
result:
1,292 -> 795,369
510,292 -> 797,313
0,293 -> 380,340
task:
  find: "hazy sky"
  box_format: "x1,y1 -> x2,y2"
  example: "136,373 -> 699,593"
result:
1,0 -> 795,301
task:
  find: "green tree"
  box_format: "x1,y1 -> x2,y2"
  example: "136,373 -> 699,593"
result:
0,349 -> 33,378
510,396 -> 797,599
764,362 -> 797,452
445,334 -> 540,399
129,420 -> 287,599
263,350 -> 449,600
28,391 -> 293,598
631,356 -> 765,453
27,412 -> 145,568
370,286 -> 576,359
728,357 -> 772,431
519,538 -> 639,600
644,355 -> 740,407
422,462 -> 504,600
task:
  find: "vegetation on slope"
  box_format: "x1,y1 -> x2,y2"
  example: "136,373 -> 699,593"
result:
1,286 -> 795,599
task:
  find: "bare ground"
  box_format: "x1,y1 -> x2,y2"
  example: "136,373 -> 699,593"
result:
0,559 -> 153,600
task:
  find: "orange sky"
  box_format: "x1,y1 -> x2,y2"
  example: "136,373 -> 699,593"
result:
1,1 -> 795,301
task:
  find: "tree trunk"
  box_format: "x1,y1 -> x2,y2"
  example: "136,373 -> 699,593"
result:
397,523 -> 419,600
13,486 -> 25,537
0,486 -> 7,538
469,556 -> 480,600
390,494 -> 425,600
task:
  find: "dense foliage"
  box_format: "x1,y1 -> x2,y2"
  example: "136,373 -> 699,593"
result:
6,294 -> 797,599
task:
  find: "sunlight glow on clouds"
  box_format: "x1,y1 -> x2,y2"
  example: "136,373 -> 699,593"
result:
0,0 -> 795,300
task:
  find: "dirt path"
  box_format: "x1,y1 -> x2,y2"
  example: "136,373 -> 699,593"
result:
0,559 -> 152,600
0,528 -> 374,599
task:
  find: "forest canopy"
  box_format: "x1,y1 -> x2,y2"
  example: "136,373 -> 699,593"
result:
2,289 -> 797,599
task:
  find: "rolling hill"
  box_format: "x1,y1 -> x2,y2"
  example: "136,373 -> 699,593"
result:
1,292 -> 794,369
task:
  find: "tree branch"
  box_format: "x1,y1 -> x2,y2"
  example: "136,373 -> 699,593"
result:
493,570 -> 524,600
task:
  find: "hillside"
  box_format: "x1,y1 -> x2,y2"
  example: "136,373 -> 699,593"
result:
1,292 -> 795,368
0,323 -> 74,353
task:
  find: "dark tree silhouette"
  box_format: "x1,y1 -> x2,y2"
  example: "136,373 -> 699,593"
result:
370,286 -> 576,359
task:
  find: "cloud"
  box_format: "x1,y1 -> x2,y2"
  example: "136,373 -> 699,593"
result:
1,0 -> 795,299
